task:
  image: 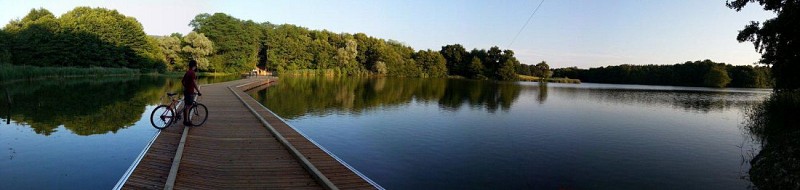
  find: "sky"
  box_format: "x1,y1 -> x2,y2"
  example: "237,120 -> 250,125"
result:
0,0 -> 776,68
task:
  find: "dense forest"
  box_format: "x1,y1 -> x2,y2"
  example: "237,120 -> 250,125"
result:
1,8 -> 549,81
552,60 -> 772,88
186,13 -> 545,80
0,8 -> 164,71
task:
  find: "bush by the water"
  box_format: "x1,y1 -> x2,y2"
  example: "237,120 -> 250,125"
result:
746,92 -> 800,189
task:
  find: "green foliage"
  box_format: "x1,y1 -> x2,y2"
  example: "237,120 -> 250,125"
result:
183,12 -> 528,80
728,0 -> 800,91
190,13 -> 262,74
703,65 -> 732,88
496,58 -> 518,81
1,7 -> 166,71
155,35 -> 185,71
440,44 -> 468,75
468,57 -> 485,79
0,30 -> 10,64
182,32 -> 214,71
552,60 -> 772,88
745,92 -> 800,189
372,61 -> 388,75
413,50 -> 448,78
531,61 -> 552,78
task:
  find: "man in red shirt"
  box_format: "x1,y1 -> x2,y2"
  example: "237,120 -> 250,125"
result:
182,60 -> 201,126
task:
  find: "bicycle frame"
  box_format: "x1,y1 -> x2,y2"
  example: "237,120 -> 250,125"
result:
162,93 -> 200,124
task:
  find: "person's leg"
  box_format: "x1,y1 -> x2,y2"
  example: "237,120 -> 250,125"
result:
183,93 -> 194,125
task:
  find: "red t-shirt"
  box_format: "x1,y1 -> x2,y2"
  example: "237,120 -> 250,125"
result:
182,69 -> 196,93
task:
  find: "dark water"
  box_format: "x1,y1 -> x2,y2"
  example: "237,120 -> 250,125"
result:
250,77 -> 774,189
0,75 -> 239,189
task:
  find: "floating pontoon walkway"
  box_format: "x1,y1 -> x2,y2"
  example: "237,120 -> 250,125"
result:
116,78 -> 381,190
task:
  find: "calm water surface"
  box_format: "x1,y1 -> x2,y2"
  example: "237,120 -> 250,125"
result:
250,77 -> 771,189
0,75 -> 239,189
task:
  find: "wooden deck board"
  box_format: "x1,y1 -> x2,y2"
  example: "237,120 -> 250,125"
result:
121,78 -> 379,189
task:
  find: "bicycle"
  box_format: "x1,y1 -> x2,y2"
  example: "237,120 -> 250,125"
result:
149,92 -> 208,129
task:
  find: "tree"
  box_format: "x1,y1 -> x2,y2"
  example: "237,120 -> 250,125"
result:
182,32 -> 214,71
190,13 -> 262,73
468,57 -> 485,79
727,0 -> 800,90
704,65 -> 732,88
372,61 -> 387,75
58,7 -> 162,69
156,35 -> 184,71
335,38 -> 359,74
534,61 -> 552,78
496,58 -> 518,81
413,49 -> 448,78
440,44 -> 468,75
5,8 -> 61,66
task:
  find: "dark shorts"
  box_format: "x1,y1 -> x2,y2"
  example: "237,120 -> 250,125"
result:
184,92 -> 195,107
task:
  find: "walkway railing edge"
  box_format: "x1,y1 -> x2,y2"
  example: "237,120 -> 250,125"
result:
113,129 -> 161,190
236,79 -> 386,190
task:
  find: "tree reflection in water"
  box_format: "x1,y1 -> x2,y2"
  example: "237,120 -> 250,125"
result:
0,75 -> 241,136
744,92 -> 800,189
249,77 -> 523,119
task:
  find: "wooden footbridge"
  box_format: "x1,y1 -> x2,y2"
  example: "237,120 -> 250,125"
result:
114,78 -> 382,189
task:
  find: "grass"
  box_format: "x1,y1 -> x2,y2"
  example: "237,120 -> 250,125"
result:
0,64 -> 139,82
517,74 -> 581,84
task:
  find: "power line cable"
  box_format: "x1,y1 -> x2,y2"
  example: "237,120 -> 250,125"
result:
508,0 -> 545,48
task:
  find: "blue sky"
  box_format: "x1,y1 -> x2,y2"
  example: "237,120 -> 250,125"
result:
0,0 -> 775,68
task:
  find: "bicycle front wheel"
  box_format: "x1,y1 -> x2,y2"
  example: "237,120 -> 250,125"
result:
150,105 -> 174,129
189,103 -> 208,126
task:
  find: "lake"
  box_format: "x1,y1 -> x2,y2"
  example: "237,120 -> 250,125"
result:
248,77 -> 772,189
0,75 -> 240,189
0,76 -> 777,189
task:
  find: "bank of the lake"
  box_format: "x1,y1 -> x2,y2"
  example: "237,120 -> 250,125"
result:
0,65 -> 139,81
0,65 -> 241,84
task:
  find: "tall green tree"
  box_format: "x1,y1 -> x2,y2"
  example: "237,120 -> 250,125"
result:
190,13 -> 262,73
468,57 -> 486,79
59,7 -> 161,69
335,38 -> 359,73
182,32 -> 214,71
727,0 -> 800,90
155,35 -> 184,71
5,8 -> 62,66
413,49 -> 448,78
704,65 -> 732,88
534,61 -> 552,78
440,44 -> 468,75
496,58 -> 518,81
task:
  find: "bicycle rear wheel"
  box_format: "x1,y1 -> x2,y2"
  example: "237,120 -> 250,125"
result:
150,105 -> 174,129
189,103 -> 208,126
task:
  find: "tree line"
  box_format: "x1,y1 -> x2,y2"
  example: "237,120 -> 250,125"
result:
189,12 -> 542,80
1,7 -> 164,71
1,8 -> 550,81
552,60 -> 772,88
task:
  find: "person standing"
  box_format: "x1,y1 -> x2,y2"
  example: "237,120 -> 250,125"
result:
182,60 -> 201,126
